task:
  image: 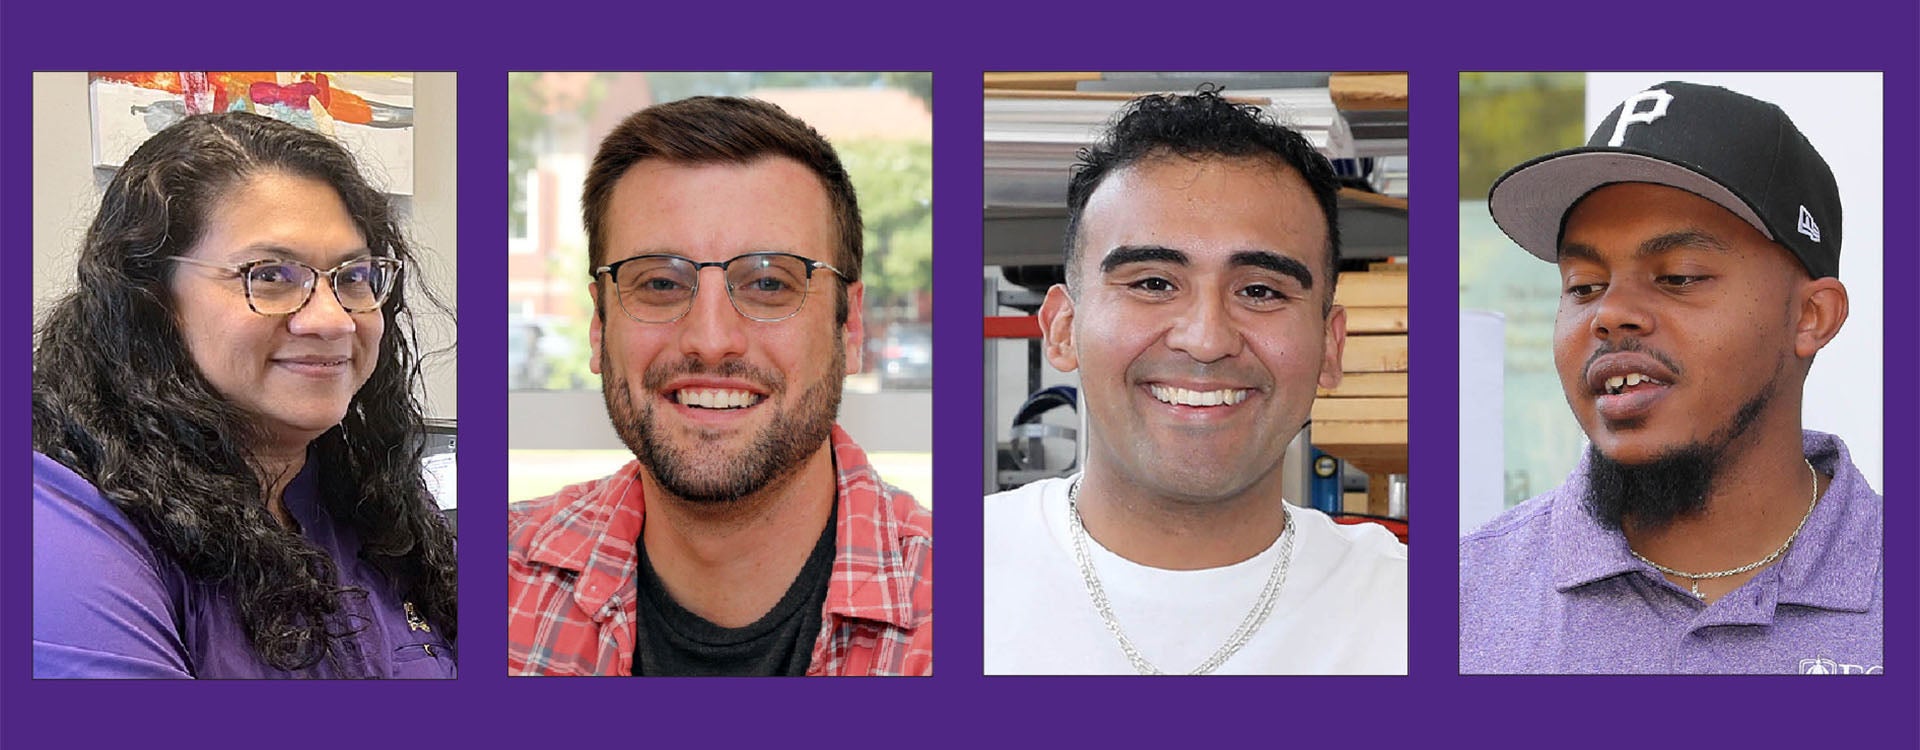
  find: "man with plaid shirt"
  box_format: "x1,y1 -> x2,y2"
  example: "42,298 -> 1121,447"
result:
509,96 -> 931,676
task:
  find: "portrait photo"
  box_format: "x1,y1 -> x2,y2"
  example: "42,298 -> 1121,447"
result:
30,71 -> 460,679
505,72 -> 933,677
1457,71 -> 1884,675
983,72 -> 1409,675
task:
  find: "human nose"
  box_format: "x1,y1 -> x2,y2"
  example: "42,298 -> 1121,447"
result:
1162,290 -> 1243,363
285,275 -> 357,338
1588,280 -> 1655,340
675,267 -> 750,363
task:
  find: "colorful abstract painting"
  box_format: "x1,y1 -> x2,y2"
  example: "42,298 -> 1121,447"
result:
88,72 -> 416,195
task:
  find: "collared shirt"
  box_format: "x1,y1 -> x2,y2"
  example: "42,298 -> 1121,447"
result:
1460,431 -> 1882,674
32,452 -> 456,679
508,425 -> 932,676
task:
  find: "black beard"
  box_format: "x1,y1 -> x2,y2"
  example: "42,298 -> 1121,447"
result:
1583,388 -> 1770,533
601,340 -> 844,506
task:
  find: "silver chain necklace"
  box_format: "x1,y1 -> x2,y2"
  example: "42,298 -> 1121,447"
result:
1067,477 -> 1295,675
1627,459 -> 1820,601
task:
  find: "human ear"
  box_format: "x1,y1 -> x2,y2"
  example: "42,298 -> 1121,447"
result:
1317,304 -> 1348,390
1037,284 -> 1079,373
1793,277 -> 1849,359
842,282 -> 867,375
588,280 -> 605,375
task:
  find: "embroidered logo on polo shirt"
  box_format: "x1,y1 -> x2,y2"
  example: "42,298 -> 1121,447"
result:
1798,656 -> 1881,675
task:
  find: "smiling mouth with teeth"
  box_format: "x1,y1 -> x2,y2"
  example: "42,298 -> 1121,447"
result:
1603,373 -> 1666,395
1149,384 -> 1250,407
674,388 -> 764,410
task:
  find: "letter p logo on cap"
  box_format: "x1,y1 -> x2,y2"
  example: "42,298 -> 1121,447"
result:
1608,88 -> 1675,147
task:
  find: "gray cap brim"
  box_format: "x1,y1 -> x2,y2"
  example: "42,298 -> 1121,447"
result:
1487,148 -> 1772,263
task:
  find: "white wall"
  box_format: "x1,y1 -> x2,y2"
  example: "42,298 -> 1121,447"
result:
31,72 -> 458,419
1585,73 -> 1883,489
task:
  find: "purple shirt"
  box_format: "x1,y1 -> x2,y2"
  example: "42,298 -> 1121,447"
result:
32,452 -> 456,679
1460,431 -> 1881,674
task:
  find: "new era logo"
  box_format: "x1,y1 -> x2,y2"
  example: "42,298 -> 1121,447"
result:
1798,205 -> 1822,243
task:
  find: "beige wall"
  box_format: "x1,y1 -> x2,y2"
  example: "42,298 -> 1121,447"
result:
30,72 -> 457,418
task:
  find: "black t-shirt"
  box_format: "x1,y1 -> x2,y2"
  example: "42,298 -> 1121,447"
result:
631,506 -> 837,676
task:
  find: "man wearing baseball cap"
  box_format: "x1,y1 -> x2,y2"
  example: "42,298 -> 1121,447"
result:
1460,81 -> 1881,674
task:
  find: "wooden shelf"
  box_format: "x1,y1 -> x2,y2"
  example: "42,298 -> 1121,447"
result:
1316,266 -> 1410,488
983,72 -> 1102,90
1345,307 -> 1408,334
1329,72 -> 1409,111
1319,372 -> 1407,398
1338,187 -> 1408,211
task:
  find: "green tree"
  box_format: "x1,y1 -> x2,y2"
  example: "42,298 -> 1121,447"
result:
644,72 -> 931,110
839,139 -> 933,317
1458,72 -> 1586,199
545,246 -> 600,391
509,72 -> 613,236
507,72 -> 541,236
881,72 -> 933,109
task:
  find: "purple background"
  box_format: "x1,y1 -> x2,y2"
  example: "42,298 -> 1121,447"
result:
3,2 -> 1913,747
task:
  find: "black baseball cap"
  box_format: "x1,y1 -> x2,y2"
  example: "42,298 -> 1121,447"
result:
1488,81 -> 1842,278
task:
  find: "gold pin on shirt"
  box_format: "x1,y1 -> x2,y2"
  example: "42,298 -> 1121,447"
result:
404,601 -> 432,633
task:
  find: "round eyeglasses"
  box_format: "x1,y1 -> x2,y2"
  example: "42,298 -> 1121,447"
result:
593,252 -> 848,324
170,255 -> 404,316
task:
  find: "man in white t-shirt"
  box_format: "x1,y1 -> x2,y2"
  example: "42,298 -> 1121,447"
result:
985,87 -> 1407,675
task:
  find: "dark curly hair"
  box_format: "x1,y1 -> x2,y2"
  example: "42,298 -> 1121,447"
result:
32,112 -> 457,674
1063,85 -> 1343,312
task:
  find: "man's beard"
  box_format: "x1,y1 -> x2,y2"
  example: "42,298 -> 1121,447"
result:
601,339 -> 844,505
1583,387 -> 1771,533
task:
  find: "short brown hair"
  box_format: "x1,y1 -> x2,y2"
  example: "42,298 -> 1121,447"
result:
582,96 -> 863,324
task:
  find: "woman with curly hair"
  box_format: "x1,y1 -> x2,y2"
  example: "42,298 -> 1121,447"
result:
32,111 -> 458,678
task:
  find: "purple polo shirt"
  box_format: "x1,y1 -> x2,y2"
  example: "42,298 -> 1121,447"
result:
1460,431 -> 1881,674
32,452 -> 457,679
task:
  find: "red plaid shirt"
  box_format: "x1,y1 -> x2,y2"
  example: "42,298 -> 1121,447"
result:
508,425 -> 932,676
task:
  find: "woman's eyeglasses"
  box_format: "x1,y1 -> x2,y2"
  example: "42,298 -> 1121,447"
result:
170,255 -> 404,316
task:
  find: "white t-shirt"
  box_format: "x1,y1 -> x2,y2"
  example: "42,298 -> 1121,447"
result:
984,475 -> 1408,675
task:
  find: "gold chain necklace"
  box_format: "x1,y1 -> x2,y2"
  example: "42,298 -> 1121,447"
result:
1627,459 -> 1820,601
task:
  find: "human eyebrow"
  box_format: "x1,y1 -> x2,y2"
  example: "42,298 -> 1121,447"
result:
1637,230 -> 1731,258
1556,241 -> 1601,265
233,243 -> 376,266
1099,245 -> 1188,275
1229,250 -> 1315,290
1557,231 -> 1731,265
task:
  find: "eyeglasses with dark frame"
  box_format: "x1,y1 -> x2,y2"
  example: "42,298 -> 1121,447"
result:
593,252 -> 849,324
169,255 -> 405,316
